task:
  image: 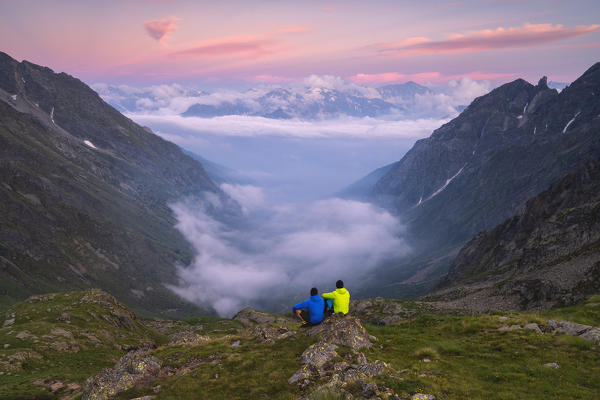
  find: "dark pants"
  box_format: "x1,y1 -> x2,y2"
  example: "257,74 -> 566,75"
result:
300,309 -> 311,324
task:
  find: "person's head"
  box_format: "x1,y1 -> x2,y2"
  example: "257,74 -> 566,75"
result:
310,287 -> 318,296
336,280 -> 344,289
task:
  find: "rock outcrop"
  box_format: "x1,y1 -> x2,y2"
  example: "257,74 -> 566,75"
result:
82,349 -> 161,400
308,313 -> 372,350
497,318 -> 600,345
289,315 -> 400,399
233,307 -> 293,327
253,325 -> 296,343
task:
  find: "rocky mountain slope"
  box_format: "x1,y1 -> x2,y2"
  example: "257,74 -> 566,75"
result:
1,290 -> 599,399
365,63 -> 600,294
432,158 -> 600,312
0,51 -> 228,316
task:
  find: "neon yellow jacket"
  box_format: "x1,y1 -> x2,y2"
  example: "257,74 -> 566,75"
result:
322,288 -> 350,314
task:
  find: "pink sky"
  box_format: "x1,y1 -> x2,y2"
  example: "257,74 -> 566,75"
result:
1,0 -> 599,86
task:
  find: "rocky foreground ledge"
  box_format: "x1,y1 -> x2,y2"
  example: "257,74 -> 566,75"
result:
81,310 -> 413,400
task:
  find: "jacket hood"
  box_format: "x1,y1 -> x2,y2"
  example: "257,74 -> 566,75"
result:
335,288 -> 348,295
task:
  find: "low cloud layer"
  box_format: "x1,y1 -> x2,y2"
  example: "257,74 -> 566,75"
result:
130,113 -> 450,139
168,186 -> 409,316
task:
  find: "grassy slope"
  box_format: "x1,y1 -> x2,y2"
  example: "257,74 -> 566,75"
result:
0,290 -> 165,399
1,293 -> 599,400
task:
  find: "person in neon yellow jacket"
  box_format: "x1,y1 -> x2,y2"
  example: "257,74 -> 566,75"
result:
322,280 -> 350,315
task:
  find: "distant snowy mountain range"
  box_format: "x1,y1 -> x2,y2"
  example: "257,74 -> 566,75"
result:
92,78 -> 502,121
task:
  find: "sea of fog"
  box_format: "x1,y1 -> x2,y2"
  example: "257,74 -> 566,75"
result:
124,115 -> 437,316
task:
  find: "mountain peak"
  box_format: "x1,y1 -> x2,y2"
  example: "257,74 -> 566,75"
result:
537,76 -> 548,89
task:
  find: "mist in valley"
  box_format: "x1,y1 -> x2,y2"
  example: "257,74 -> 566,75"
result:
97,77 -> 494,316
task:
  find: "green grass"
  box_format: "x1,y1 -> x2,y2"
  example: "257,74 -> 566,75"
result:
117,333 -> 318,400
363,306 -> 600,400
0,290 -> 166,399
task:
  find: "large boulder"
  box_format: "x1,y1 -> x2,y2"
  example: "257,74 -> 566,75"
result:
82,349 -> 161,400
309,314 -> 372,350
547,320 -> 593,336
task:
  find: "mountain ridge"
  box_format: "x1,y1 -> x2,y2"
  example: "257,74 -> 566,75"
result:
0,51 -> 230,316
360,62 -> 600,297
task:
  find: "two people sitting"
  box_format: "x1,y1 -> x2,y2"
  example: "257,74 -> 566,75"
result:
292,280 -> 350,326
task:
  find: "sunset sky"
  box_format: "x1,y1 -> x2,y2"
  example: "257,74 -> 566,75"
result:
1,0 -> 599,87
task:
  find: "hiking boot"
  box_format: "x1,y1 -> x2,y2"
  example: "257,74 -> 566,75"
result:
300,321 -> 310,328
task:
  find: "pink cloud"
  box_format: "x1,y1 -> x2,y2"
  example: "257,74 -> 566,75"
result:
351,72 -> 442,84
350,71 -> 518,84
169,36 -> 279,60
144,16 -> 181,43
377,23 -> 600,56
252,74 -> 295,83
323,7 -> 335,14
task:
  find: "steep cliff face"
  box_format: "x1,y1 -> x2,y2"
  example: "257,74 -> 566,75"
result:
0,52 -> 224,316
373,65 -> 600,252
357,63 -> 600,298
434,159 -> 600,311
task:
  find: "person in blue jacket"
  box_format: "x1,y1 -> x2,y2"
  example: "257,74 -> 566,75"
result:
292,287 -> 324,326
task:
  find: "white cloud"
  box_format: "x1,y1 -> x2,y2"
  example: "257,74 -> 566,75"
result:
411,77 -> 492,116
128,113 -> 450,139
167,192 -> 409,316
301,75 -> 381,98
220,183 -> 265,213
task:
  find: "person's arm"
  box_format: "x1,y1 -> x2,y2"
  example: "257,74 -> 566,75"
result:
321,292 -> 335,299
292,300 -> 309,312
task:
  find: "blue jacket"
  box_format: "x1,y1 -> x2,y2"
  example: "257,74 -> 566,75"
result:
292,295 -> 324,324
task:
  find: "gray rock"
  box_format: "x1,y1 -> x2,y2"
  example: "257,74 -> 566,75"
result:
356,352 -> 367,365
356,359 -> 390,377
300,341 -> 338,368
168,332 -> 211,346
361,381 -> 379,398
57,313 -> 71,322
232,308 -> 291,326
343,368 -> 369,384
579,328 -> 600,345
498,325 -> 521,332
231,340 -> 241,348
253,325 -> 295,343
51,327 -> 74,339
412,394 -> 436,400
543,363 -> 560,369
498,316 -> 508,322
82,349 -> 161,400
309,314 -> 372,350
551,321 -> 592,336
523,323 -> 543,334
288,363 -> 317,385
